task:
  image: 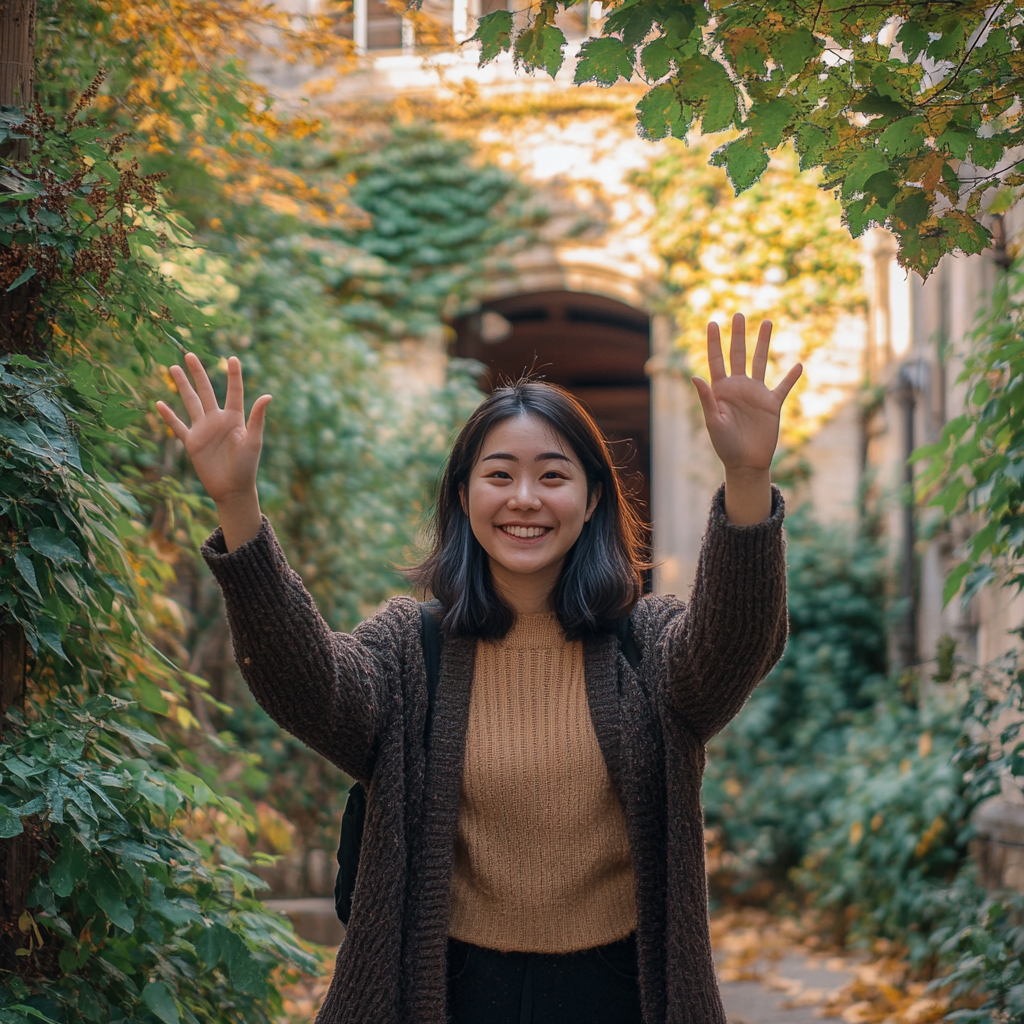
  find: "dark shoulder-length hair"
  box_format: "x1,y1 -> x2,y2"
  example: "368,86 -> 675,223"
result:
404,378 -> 648,640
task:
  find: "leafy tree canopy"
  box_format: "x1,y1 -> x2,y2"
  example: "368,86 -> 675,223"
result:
475,1 -> 1024,276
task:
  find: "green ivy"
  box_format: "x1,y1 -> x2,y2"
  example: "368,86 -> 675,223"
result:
0,85 -> 317,1024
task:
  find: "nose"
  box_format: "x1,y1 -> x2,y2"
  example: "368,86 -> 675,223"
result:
508,479 -> 542,510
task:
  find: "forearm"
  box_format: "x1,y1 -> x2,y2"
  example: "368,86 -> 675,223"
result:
723,467 -> 772,525
663,485 -> 788,740
216,487 -> 263,552
201,517 -> 382,777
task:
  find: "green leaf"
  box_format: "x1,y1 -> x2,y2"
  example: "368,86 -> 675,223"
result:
13,550 -> 40,599
775,28 -> 816,75
640,37 -> 673,81
575,37 -> 634,87
49,841 -> 87,898
852,90 -> 909,121
745,98 -> 795,151
711,135 -> 769,193
894,190 -> 930,229
195,924 -> 221,970
472,10 -> 512,65
141,982 -> 180,1024
880,116 -> 926,157
0,809 -> 23,838
219,926 -> 265,995
971,135 -> 1004,170
28,527 -> 83,566
5,266 -> 36,292
515,22 -> 566,77
34,625 -> 67,662
137,678 -> 170,715
94,875 -> 134,933
604,0 -> 656,49
896,20 -> 930,60
862,170 -> 899,210
636,83 -> 691,141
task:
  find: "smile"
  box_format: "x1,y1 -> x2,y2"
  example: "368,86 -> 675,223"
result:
499,525 -> 551,539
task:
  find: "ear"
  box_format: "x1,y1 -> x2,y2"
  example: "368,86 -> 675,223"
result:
459,482 -> 468,516
584,482 -> 602,522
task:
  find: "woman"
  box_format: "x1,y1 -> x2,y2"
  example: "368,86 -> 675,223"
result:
156,313 -> 801,1024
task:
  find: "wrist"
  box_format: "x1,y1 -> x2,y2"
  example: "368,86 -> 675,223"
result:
214,486 -> 260,514
214,487 -> 263,552
723,466 -> 771,487
723,468 -> 772,526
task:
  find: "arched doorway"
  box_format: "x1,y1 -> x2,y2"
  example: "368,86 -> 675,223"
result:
452,289 -> 652,525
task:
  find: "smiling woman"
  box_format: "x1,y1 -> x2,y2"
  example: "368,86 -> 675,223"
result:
404,381 -> 644,639
155,314 -> 800,1024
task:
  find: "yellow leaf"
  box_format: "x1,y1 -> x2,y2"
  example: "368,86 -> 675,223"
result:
174,704 -> 201,730
850,820 -> 864,845
918,732 -> 932,758
870,813 -> 883,832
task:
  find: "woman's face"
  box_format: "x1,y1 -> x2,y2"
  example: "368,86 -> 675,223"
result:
461,413 -> 600,589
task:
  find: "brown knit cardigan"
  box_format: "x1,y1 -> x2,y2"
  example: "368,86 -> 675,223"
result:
200,485 -> 788,1024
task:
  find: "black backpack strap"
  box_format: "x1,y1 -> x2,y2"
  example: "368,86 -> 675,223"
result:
614,614 -> 642,672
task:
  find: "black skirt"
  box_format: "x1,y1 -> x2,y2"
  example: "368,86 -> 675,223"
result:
446,932 -> 643,1024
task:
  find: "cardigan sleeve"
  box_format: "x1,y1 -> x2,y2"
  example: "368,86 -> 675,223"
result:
200,515 -> 409,781
656,484 -> 788,744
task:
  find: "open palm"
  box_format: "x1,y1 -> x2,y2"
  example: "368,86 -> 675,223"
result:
155,353 -> 272,506
692,315 -> 802,473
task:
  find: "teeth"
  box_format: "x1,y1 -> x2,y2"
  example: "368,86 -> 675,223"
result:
502,525 -> 548,539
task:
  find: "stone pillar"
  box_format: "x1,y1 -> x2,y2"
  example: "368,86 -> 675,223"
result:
353,0 -> 368,52
647,314 -> 721,597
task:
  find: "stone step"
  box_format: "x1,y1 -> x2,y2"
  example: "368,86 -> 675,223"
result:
264,897 -> 345,947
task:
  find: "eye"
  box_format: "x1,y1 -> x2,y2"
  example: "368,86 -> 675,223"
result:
486,470 -> 512,480
541,471 -> 565,480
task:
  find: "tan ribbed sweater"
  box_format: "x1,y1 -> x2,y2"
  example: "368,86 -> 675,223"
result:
448,613 -> 637,953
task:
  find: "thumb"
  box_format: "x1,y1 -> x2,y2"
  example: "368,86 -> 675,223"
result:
691,376 -> 719,423
773,363 -> 803,403
246,394 -> 273,443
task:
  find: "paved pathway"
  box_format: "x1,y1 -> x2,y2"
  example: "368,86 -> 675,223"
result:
719,950 -> 854,1023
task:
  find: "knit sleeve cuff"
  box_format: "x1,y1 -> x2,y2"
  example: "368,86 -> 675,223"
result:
199,514 -> 290,597
698,484 -> 786,591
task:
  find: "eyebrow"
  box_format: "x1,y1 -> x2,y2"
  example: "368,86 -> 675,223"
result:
481,451 -> 573,464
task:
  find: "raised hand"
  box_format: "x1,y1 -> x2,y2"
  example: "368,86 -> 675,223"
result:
691,314 -> 802,525
155,353 -> 272,550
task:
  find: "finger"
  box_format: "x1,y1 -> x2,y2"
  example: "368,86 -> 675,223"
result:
155,400 -> 190,442
706,322 -> 726,382
773,362 -> 804,403
246,394 -> 273,442
730,312 -> 747,376
168,363 -> 203,424
224,356 -> 244,415
185,351 -> 221,415
691,376 -> 719,423
751,320 -> 772,382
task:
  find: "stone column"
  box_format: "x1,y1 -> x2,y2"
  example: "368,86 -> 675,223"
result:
647,314 -> 721,597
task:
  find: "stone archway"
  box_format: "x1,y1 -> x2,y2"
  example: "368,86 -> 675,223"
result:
452,289 -> 652,522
